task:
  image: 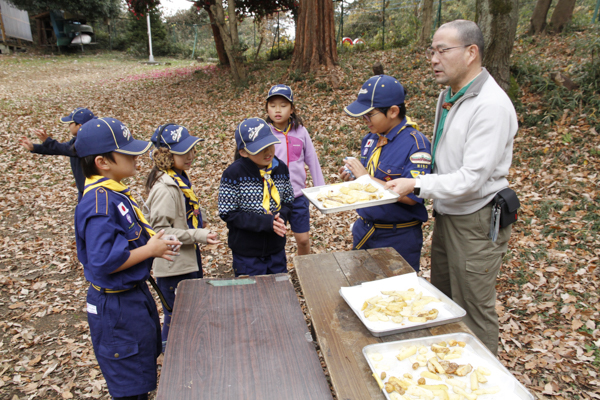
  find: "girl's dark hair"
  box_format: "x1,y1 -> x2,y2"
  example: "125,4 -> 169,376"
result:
145,166 -> 165,194
265,97 -> 304,127
72,144 -> 116,178
378,103 -> 406,121
234,148 -> 242,161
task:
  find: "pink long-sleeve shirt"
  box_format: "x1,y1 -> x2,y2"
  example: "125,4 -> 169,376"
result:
271,124 -> 325,198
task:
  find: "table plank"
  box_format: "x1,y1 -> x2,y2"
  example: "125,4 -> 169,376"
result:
157,274 -> 332,400
295,248 -> 474,400
294,253 -> 384,399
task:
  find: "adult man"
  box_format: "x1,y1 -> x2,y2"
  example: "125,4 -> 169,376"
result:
386,20 -> 518,355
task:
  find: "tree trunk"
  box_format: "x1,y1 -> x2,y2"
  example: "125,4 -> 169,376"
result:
477,0 -> 519,92
528,0 -> 553,34
548,0 -> 576,33
206,9 -> 229,65
419,0 -> 434,46
290,0 -> 338,73
210,0 -> 246,84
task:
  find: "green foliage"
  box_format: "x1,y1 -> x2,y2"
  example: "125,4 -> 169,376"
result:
511,27 -> 600,131
7,0 -> 121,20
121,8 -> 179,57
266,41 -> 294,61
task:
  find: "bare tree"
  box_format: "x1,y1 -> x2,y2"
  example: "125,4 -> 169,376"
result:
548,0 -> 577,33
419,0 -> 434,46
528,0 -> 553,34
290,0 -> 338,72
476,0 -> 519,92
210,0 -> 246,83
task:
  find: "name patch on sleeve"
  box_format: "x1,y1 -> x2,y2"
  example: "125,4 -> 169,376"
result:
409,152 -> 432,165
87,303 -> 97,314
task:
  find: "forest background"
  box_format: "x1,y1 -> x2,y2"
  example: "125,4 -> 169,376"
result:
0,0 -> 599,399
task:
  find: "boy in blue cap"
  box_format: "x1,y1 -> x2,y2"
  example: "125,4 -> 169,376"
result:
19,107 -> 95,201
341,75 -> 432,271
218,118 -> 295,276
74,117 -> 181,400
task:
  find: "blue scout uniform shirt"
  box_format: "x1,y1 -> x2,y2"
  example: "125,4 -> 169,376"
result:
357,118 -> 432,223
75,187 -> 153,290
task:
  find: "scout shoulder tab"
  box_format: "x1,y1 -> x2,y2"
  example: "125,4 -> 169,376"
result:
94,187 -> 109,215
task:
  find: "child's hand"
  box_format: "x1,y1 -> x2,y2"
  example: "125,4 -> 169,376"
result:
272,213 -> 287,237
206,232 -> 221,245
148,230 -> 182,261
33,128 -> 49,142
19,137 -> 34,151
344,157 -> 368,179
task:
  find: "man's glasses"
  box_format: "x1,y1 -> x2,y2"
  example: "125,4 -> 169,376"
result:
362,111 -> 381,122
425,44 -> 472,60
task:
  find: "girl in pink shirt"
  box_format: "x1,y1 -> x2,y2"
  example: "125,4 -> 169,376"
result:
266,85 -> 325,255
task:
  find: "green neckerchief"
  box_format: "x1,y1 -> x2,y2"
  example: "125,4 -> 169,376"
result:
431,81 -> 474,171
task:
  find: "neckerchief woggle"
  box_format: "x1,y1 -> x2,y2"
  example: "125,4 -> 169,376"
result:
260,159 -> 281,213
366,117 -> 419,176
83,175 -> 156,237
162,169 -> 200,229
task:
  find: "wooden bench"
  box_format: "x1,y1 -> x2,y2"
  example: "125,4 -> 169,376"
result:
294,247 -> 474,399
156,274 -> 332,400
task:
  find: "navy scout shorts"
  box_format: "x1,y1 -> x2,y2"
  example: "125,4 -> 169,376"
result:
289,195 -> 310,234
232,249 -> 287,276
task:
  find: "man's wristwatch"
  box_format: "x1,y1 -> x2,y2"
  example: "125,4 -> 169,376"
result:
413,179 -> 421,196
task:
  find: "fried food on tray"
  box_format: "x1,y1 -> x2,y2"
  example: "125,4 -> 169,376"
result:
377,341 -> 502,400
316,181 -> 384,208
361,288 -> 441,325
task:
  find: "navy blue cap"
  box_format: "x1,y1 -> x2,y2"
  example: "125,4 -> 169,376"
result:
60,108 -> 95,125
75,117 -> 152,157
151,124 -> 203,155
235,118 -> 280,155
344,75 -> 405,117
266,84 -> 294,103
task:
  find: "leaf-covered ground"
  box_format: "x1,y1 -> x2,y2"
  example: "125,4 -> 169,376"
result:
0,30 -> 598,399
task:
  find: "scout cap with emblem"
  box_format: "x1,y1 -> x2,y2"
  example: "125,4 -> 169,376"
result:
235,117 -> 281,155
266,84 -> 294,103
150,124 -> 204,155
75,117 -> 152,157
60,107 -> 95,125
344,75 -> 405,117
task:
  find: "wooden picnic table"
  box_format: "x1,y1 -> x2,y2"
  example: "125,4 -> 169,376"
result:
156,274 -> 332,400
294,247 -> 474,400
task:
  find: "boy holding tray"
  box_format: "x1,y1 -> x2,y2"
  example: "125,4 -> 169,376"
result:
340,75 -> 431,271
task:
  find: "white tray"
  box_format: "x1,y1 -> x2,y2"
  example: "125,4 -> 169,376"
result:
363,332 -> 534,400
340,273 -> 466,337
301,175 -> 400,214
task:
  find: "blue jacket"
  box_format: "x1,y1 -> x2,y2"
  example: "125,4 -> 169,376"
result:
32,137 -> 84,196
75,187 -> 152,290
218,156 -> 294,257
357,118 -> 431,224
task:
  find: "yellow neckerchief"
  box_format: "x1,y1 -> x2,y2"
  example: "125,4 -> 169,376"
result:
366,117 -> 419,176
259,162 -> 281,213
83,175 -> 156,237
163,169 -> 200,229
270,120 -> 292,136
